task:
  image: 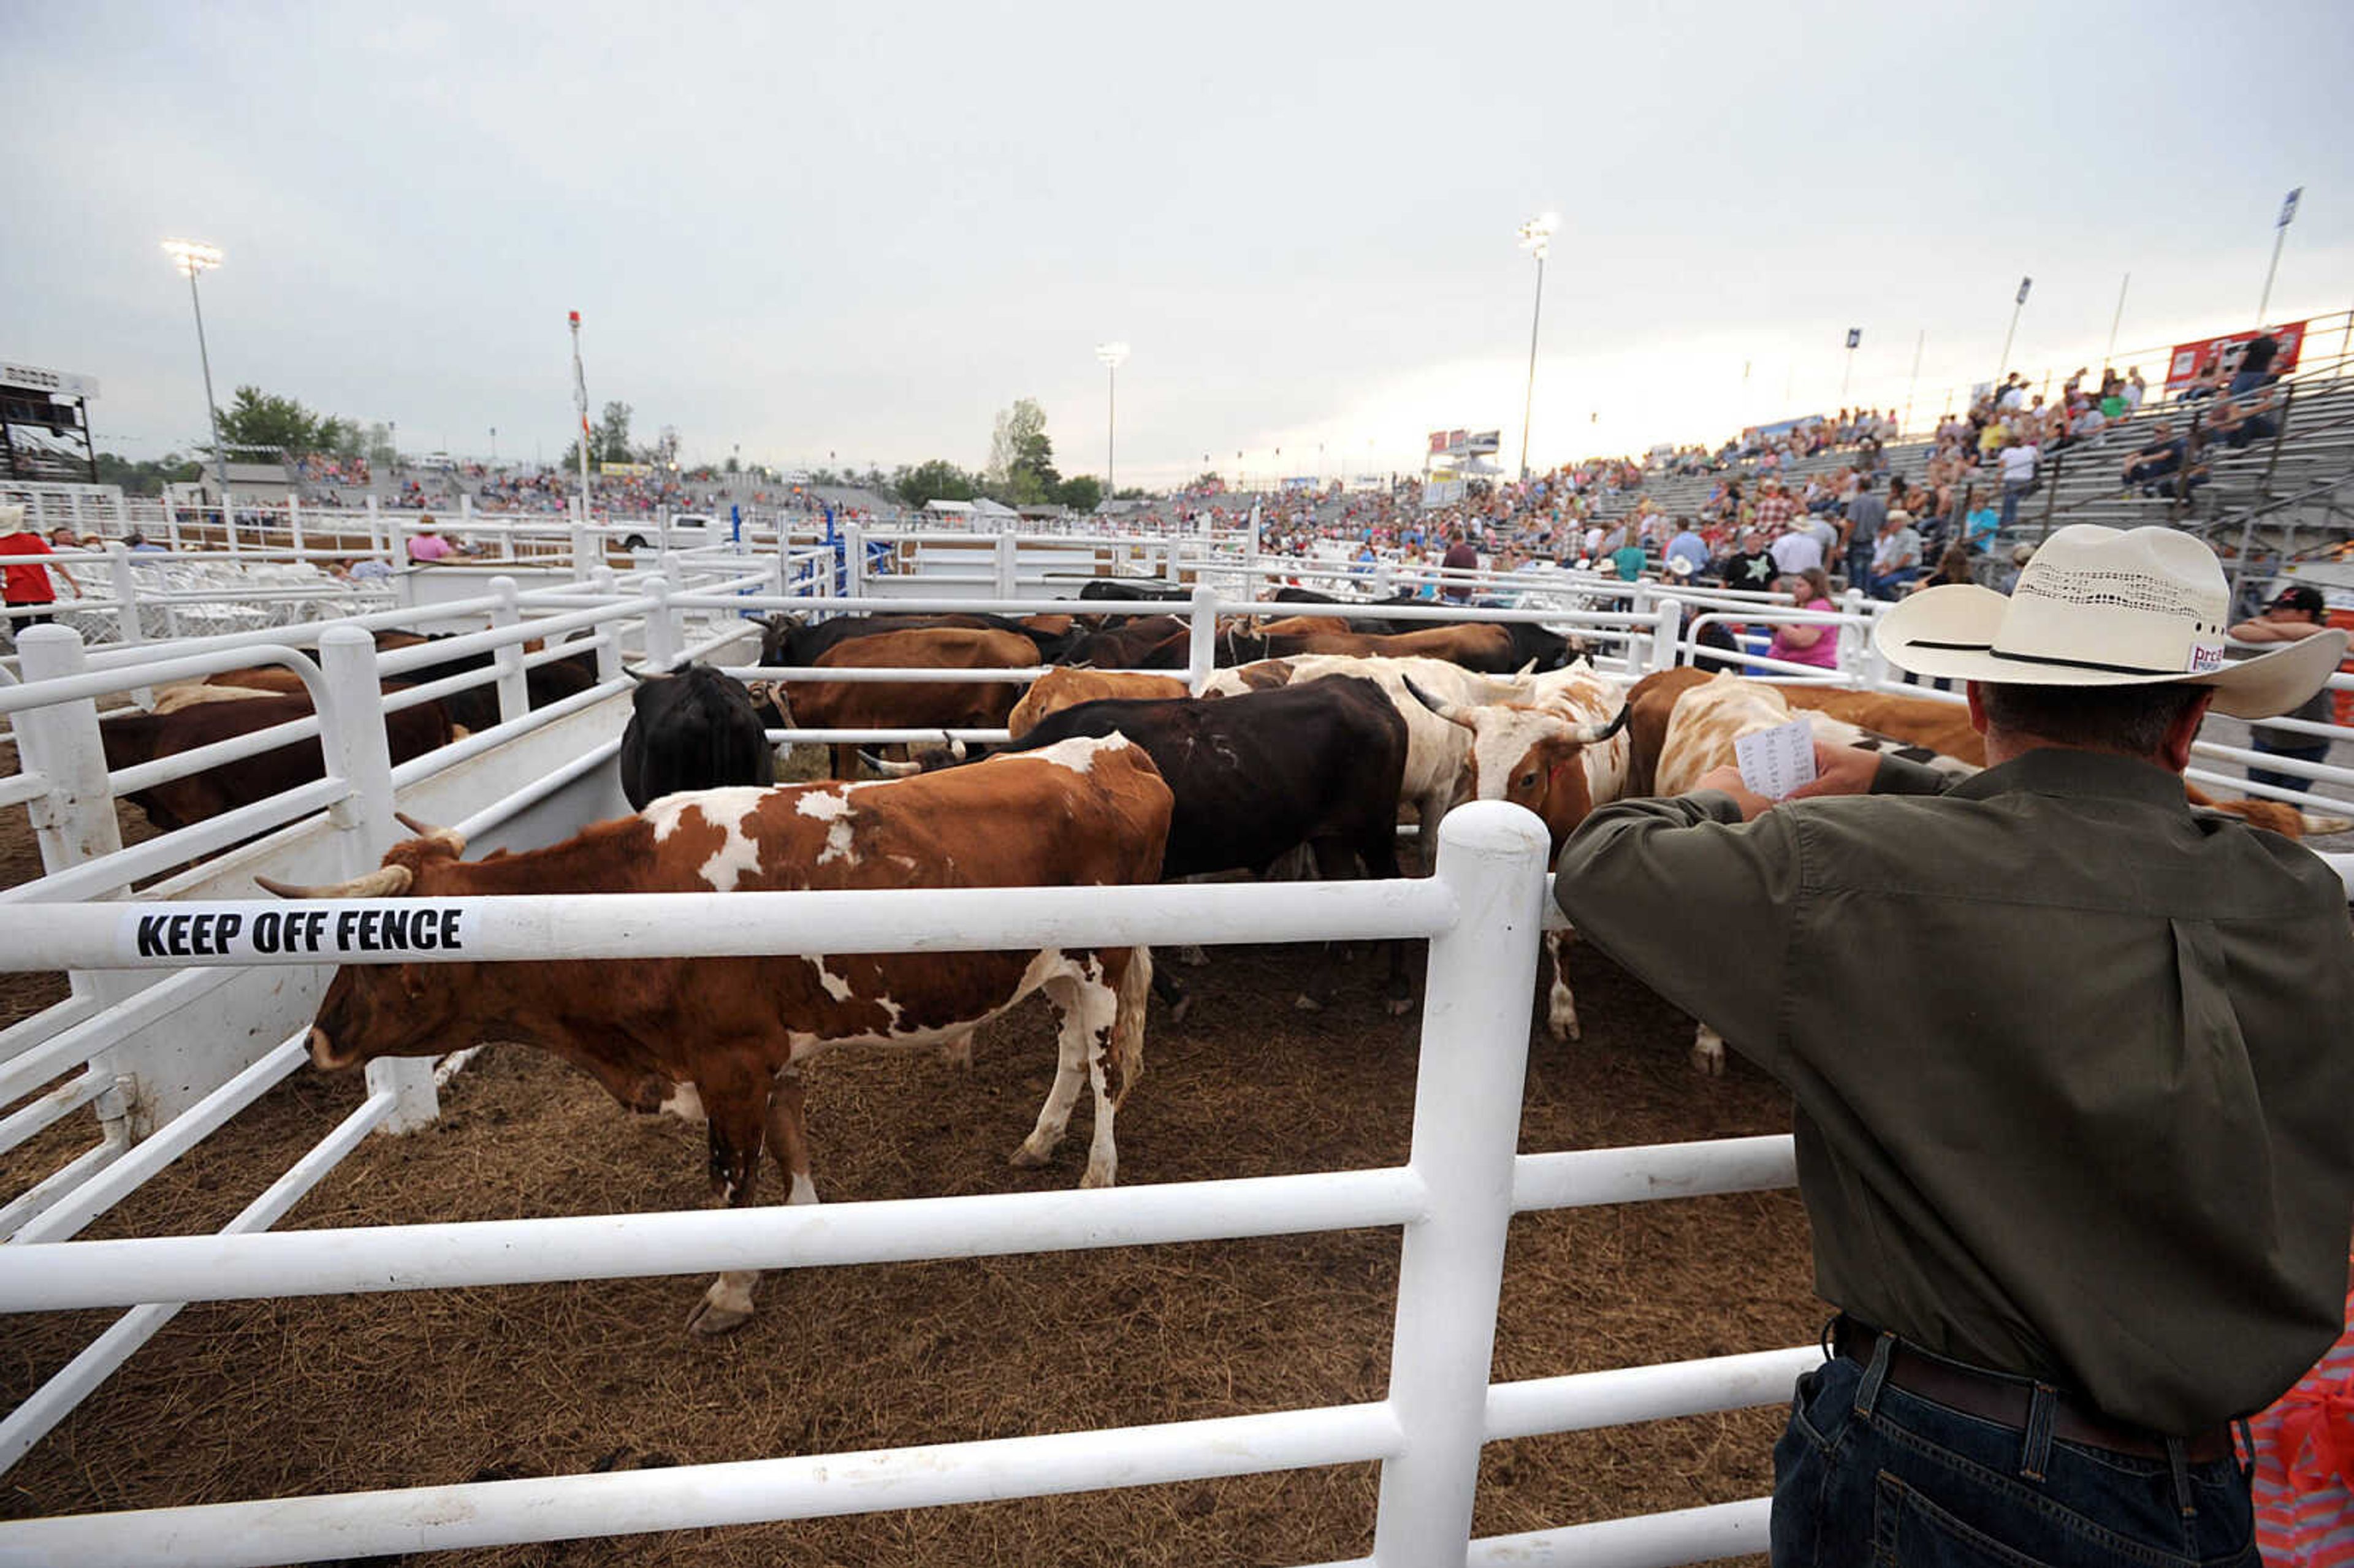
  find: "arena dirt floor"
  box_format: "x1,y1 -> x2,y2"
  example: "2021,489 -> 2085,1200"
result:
0,737 -> 1827,1565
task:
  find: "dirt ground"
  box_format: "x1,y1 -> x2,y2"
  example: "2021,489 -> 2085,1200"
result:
0,923 -> 1816,1565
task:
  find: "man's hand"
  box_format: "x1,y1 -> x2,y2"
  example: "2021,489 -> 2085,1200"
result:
1691,765 -> 1774,822
1786,743 -> 1881,800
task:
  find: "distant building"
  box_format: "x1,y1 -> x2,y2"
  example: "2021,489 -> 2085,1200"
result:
189,460 -> 294,503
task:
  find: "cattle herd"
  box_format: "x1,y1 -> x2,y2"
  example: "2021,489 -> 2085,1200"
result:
115,593 -> 2342,1333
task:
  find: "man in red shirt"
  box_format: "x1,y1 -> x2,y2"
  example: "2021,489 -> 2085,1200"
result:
1,504 -> 78,631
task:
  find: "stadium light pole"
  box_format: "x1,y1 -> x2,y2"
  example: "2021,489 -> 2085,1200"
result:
1515,213 -> 1558,482
161,239 -> 232,510
1994,275 -> 2032,394
2257,186 -> 2301,325
1095,341 -> 1129,501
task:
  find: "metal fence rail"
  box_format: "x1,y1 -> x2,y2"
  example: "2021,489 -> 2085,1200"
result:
0,805 -> 1819,1568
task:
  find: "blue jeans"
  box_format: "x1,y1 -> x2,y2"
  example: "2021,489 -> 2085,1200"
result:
1867,567 -> 1919,600
1772,1345 -> 2253,1568
2000,479 -> 2032,528
2249,737 -> 2328,794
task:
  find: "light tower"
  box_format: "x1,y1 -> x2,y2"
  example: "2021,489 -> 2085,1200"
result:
1095,341 -> 1130,503
1515,213 -> 1558,481
161,239 -> 232,508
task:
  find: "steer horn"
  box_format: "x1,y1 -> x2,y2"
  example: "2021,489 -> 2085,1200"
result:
1401,674 -> 1477,731
622,664 -> 673,684
1567,703 -> 1632,746
394,812 -> 467,856
255,866 -> 415,899
859,752 -> 923,778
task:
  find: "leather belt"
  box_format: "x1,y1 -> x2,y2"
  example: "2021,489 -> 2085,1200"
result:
1832,1318 -> 2233,1465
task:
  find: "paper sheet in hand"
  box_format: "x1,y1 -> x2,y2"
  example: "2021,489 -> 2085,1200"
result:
1734,718 -> 1817,800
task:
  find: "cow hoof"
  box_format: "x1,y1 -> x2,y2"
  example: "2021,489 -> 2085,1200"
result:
1080,1162 -> 1116,1189
1689,1045 -> 1726,1076
1008,1141 -> 1053,1169
1385,994 -> 1415,1018
1168,992 -> 1193,1026
685,1300 -> 754,1337
1293,993 -> 1324,1013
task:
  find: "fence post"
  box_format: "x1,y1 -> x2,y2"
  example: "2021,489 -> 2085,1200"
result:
487,577 -> 529,725
1648,595 -> 1685,673
161,489 -> 181,553
643,581 -> 679,671
843,522 -> 867,598
222,494 -> 240,558
994,531 -> 1018,599
314,625 -> 438,1133
1840,587 -> 1870,679
569,503 -> 596,582
13,626 -> 142,1145
1369,800 -> 1548,1568
1186,584 -> 1218,693
12,627 -> 124,877
590,568 -> 624,683
288,493 -> 305,562
365,495 -> 383,563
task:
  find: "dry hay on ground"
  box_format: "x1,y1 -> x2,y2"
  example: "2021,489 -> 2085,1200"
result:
0,938 -> 1816,1565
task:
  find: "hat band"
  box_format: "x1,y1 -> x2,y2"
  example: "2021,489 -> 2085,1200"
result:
1903,638 -> 2191,678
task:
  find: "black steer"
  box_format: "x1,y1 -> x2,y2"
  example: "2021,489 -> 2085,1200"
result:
618,666 -> 775,811
961,677 -> 1414,1013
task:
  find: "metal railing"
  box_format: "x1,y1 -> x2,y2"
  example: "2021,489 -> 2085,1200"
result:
0,802 -> 1818,1568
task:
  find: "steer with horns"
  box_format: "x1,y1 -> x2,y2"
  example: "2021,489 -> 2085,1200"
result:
262,736 -> 1175,1335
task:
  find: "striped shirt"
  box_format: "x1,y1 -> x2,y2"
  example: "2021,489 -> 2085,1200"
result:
2253,1252 -> 2354,1568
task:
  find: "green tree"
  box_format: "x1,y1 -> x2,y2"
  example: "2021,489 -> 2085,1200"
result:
892,459 -> 978,511
1054,474 -> 1103,514
986,398 -> 1061,504
94,451 -> 202,497
215,385 -> 337,456
595,402 -> 634,465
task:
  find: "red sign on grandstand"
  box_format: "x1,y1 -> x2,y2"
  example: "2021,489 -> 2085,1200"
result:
2164,321 -> 2305,392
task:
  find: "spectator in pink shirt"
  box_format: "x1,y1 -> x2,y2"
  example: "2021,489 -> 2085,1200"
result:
406,517 -> 469,565
1769,568 -> 1841,669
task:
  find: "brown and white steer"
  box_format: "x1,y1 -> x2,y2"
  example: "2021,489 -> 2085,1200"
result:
272,734 -> 1175,1335
1403,663 -> 1632,1040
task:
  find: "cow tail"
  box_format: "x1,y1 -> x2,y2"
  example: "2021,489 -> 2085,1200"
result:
1110,945 -> 1151,1108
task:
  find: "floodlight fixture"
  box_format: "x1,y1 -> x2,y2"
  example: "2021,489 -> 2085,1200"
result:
1095,341 -> 1130,369
162,238 -> 224,277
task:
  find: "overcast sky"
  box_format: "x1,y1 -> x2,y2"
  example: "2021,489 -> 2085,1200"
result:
8,2 -> 2352,487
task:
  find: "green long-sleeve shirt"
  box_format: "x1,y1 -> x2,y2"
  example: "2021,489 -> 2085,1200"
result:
1552,746 -> 2354,1434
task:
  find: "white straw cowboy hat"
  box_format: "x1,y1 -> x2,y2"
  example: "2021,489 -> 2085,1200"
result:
1875,524 -> 2346,719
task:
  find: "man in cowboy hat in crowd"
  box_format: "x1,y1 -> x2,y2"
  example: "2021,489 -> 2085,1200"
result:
1553,525 -> 2353,1565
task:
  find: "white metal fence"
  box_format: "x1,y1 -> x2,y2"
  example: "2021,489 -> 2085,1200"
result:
0,804 -> 1829,1568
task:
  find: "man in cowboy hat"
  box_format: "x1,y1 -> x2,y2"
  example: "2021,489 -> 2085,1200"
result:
1553,525 -> 2353,1566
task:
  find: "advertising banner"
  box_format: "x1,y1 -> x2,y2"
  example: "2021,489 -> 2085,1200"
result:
2163,321 -> 2305,392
